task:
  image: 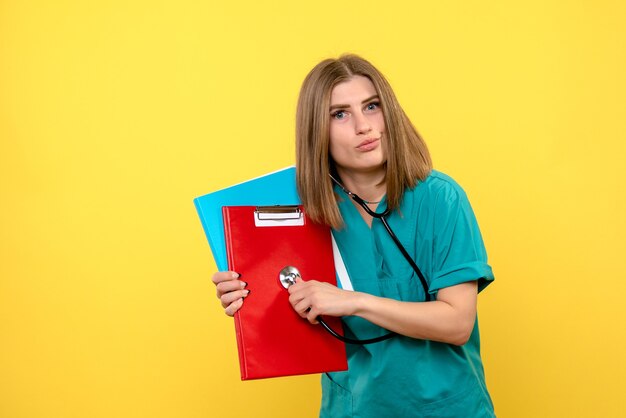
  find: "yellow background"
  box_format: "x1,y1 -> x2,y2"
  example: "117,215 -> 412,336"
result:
1,1 -> 625,417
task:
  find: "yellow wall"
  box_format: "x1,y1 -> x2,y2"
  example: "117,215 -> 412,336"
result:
1,1 -> 625,417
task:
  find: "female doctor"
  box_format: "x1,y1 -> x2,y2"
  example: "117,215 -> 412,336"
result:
212,54 -> 495,417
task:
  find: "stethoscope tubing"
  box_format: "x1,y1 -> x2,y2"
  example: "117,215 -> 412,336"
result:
378,216 -> 432,302
317,316 -> 396,344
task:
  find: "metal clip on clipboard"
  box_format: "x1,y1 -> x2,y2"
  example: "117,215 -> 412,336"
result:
254,205 -> 304,227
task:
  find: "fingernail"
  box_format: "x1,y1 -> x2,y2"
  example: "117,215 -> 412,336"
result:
232,272 -> 241,279
243,290 -> 250,297
240,281 -> 248,289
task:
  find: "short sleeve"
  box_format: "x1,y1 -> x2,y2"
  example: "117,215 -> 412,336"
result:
428,180 -> 494,294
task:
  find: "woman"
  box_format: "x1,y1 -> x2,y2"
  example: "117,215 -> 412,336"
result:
212,55 -> 495,417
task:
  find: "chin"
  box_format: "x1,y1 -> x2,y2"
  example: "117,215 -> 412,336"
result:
334,154 -> 387,175
351,161 -> 386,174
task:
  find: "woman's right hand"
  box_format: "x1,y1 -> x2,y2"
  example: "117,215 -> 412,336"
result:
211,271 -> 249,316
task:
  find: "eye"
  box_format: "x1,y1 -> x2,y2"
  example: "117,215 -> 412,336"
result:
331,110 -> 347,120
366,102 -> 380,111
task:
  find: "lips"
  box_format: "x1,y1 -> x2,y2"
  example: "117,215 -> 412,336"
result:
356,137 -> 380,151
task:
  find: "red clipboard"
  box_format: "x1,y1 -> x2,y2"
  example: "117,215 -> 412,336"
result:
223,205 -> 348,380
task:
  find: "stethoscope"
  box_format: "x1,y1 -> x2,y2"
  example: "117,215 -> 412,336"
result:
280,175 -> 431,345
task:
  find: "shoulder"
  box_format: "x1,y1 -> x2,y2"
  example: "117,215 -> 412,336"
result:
408,170 -> 468,204
398,170 -> 473,230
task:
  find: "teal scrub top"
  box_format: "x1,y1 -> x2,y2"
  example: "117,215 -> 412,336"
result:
321,171 -> 495,418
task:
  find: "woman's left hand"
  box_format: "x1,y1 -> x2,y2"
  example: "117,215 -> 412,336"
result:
288,278 -> 359,324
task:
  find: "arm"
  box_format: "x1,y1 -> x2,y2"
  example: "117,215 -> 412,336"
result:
288,279 -> 477,346
352,281 -> 477,345
288,177 -> 491,344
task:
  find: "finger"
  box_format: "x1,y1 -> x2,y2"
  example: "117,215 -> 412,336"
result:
306,309 -> 320,324
287,281 -> 302,294
212,271 -> 241,285
288,291 -> 304,306
216,280 -> 247,297
288,276 -> 309,291
220,289 -> 250,308
224,298 -> 244,316
293,300 -> 311,318
288,280 -> 314,296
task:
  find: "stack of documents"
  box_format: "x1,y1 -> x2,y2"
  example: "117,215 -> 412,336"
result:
194,167 -> 348,380
194,167 -> 300,271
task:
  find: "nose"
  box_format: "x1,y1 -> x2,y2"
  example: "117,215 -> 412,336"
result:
354,112 -> 372,135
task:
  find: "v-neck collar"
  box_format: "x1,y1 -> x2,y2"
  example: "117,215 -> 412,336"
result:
334,184 -> 388,231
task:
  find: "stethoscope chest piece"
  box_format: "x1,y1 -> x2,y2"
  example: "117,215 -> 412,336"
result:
279,266 -> 301,289
278,264 -> 396,344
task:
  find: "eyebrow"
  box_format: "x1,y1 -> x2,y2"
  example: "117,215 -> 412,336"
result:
329,94 -> 380,111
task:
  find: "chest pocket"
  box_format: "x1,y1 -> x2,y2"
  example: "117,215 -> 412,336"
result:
371,225 -> 430,302
377,274 -> 423,302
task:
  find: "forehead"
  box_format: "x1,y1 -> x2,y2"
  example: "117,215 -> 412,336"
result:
330,75 -> 378,104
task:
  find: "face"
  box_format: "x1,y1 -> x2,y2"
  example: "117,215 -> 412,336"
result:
328,75 -> 386,177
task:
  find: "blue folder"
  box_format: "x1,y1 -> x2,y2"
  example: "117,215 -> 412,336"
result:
193,166 -> 300,271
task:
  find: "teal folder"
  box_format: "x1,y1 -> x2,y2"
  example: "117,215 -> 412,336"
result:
193,166 -> 300,271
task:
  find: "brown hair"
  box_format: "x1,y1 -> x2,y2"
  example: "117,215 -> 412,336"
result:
296,54 -> 432,229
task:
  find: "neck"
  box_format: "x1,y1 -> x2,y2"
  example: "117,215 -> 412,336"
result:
334,167 -> 386,203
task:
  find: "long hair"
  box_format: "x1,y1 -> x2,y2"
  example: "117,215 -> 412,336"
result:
296,54 -> 432,229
